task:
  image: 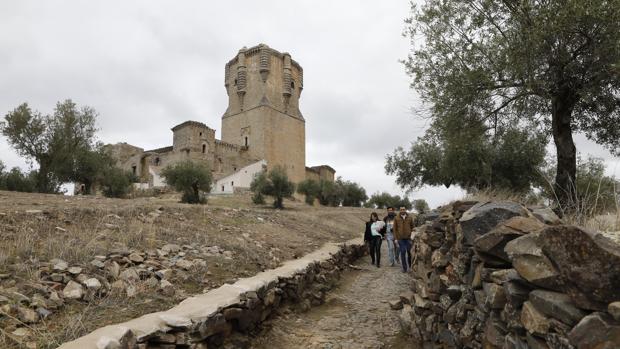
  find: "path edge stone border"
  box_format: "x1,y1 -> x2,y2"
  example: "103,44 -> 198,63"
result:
58,238 -> 366,349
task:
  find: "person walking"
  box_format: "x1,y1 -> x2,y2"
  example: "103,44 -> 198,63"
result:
382,207 -> 398,266
393,206 -> 415,272
364,212 -> 384,267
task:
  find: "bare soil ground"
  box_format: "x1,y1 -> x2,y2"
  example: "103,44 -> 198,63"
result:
0,190 -> 374,348
250,242 -> 413,349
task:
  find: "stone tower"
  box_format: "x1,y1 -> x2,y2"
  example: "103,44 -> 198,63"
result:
221,44 -> 306,183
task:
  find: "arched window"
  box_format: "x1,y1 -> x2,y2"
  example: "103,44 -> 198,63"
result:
234,79 -> 238,86
244,137 -> 248,147
155,157 -> 161,166
291,81 -> 295,89
202,144 -> 206,153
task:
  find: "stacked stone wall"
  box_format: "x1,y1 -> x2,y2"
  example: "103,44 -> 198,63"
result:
58,239 -> 366,349
399,200 -> 620,349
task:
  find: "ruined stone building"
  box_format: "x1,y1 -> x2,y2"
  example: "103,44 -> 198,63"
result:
106,44 -> 335,194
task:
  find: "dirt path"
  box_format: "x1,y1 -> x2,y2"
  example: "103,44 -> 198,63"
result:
251,242 -> 416,349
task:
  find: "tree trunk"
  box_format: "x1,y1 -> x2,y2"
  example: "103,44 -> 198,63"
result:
84,180 -> 92,195
37,161 -> 51,193
192,183 -> 200,203
551,89 -> 578,211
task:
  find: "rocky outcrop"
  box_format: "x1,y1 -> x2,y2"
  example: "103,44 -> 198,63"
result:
57,239 -> 365,349
400,200 -> 620,348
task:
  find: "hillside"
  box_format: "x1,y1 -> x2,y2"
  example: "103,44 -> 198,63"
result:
0,190 -> 373,348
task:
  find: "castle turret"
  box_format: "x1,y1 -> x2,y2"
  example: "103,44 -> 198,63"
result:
221,44 -> 306,183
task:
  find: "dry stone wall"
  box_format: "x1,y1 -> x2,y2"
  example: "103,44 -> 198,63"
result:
58,239 -> 366,349
399,201 -> 620,349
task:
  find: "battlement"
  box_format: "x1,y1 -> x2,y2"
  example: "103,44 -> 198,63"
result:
225,43 -> 303,80
171,120 -> 214,132
215,139 -> 244,152
223,44 -> 304,121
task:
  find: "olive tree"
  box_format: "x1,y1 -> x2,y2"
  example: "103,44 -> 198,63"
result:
401,0 -> 620,208
161,161 -> 212,204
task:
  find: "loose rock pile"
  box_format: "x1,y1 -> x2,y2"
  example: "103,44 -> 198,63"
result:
0,240 -> 236,338
57,239 -> 366,349
399,200 -> 620,348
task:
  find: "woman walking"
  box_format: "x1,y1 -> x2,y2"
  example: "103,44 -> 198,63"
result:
364,212 -> 384,267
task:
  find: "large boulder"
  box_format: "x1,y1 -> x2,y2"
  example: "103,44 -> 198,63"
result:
538,226 -> 620,311
474,216 -> 546,262
529,290 -> 586,326
505,233 -> 562,290
568,312 -> 620,349
460,201 -> 530,245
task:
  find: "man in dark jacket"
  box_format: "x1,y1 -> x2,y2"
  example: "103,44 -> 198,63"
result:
393,206 -> 415,272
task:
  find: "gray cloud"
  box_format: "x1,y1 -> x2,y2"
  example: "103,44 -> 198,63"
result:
0,1 -> 617,209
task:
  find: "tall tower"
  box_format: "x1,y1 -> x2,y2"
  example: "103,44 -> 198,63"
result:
221,44 -> 306,183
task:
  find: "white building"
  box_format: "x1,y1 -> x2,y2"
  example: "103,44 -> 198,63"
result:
211,160 -> 267,195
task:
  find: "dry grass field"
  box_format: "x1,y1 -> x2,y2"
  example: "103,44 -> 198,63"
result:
0,190 -> 374,348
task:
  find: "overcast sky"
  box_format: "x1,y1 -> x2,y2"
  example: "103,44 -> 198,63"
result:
1,1 -> 618,208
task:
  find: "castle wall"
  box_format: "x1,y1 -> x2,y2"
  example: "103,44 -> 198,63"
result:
222,106 -> 305,183
223,45 -> 303,120
222,44 -> 306,184
305,168 -> 321,182
103,143 -> 146,179
105,44 -> 333,192
213,140 -> 257,180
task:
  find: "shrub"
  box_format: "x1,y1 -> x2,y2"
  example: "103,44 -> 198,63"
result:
366,192 -> 412,210
317,180 -> 340,206
297,179 -> 320,205
100,167 -> 134,198
251,166 -> 295,209
250,171 -> 268,204
2,167 -> 36,192
161,161 -> 212,204
413,199 -> 430,214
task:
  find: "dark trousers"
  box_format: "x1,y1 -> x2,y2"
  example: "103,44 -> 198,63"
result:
398,239 -> 412,271
368,236 -> 382,266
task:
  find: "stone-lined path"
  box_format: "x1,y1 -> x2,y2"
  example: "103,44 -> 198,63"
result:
251,243 -> 415,349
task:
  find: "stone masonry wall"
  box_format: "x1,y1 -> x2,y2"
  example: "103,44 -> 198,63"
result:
399,201 -> 620,349
58,239 -> 366,349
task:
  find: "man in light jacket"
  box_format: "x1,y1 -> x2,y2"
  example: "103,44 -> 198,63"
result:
393,206 -> 415,272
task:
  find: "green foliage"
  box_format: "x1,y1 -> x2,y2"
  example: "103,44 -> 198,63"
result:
413,199 -> 430,214
386,124 -> 547,193
72,144 -> 116,195
161,161 -> 212,204
317,180 -> 341,206
315,178 -> 368,207
0,167 -> 37,192
1,100 -> 99,193
262,166 -> 296,209
540,156 -> 619,215
366,192 -> 412,210
338,177 -> 368,207
297,179 -> 320,205
403,0 -> 620,205
250,167 -> 295,209
250,171 -> 267,205
100,167 -> 135,198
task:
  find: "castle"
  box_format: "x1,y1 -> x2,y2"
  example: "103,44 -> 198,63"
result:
106,44 -> 335,194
